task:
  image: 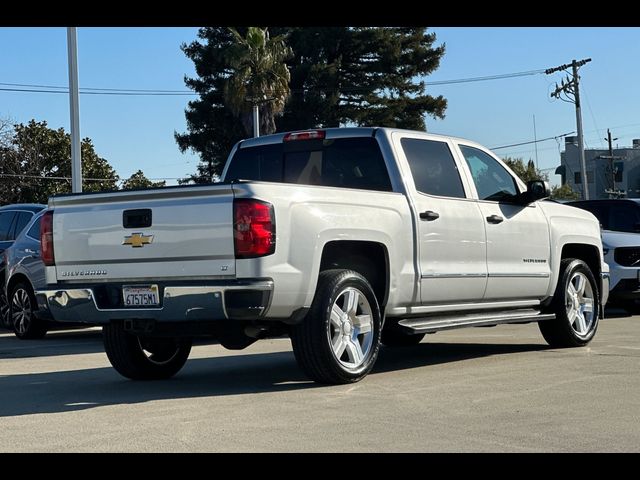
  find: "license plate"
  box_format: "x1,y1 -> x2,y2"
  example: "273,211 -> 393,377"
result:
123,285 -> 160,307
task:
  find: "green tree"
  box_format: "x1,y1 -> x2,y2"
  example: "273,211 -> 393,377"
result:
551,183 -> 580,200
224,27 -> 291,137
121,170 -> 166,190
502,157 -> 548,183
0,120 -> 118,204
176,27 -> 447,182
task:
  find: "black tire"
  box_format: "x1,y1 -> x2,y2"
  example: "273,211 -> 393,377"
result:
290,269 -> 382,384
103,323 -> 192,380
381,328 -> 425,347
10,282 -> 47,339
540,258 -> 599,347
0,286 -> 10,329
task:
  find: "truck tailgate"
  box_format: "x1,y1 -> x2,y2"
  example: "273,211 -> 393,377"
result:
49,184 -> 236,282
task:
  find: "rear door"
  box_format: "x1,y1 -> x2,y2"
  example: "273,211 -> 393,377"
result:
393,133 -> 488,304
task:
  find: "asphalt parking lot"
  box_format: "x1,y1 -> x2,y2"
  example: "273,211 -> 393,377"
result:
1,311 -> 639,452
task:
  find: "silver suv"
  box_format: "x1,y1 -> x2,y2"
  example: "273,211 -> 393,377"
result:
569,199 -> 640,313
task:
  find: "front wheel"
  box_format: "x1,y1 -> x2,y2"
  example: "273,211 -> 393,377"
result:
290,269 -> 382,384
103,323 -> 192,380
540,258 -> 599,347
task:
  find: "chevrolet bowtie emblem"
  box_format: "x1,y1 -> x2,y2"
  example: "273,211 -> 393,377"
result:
123,233 -> 154,248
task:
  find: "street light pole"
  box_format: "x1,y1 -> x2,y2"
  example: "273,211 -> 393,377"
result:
67,27 -> 82,193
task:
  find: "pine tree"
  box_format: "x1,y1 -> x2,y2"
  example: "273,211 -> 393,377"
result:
176,27 -> 447,182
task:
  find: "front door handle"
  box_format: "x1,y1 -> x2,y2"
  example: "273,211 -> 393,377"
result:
486,214 -> 504,224
420,210 -> 440,221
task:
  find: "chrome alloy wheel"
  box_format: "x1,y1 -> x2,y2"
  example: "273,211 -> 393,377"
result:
565,271 -> 595,336
327,287 -> 374,369
12,287 -> 33,336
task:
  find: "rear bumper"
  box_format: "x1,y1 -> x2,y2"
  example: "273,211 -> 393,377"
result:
35,279 -> 273,325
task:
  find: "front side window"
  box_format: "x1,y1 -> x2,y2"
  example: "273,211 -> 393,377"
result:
459,145 -> 519,202
401,138 -> 466,198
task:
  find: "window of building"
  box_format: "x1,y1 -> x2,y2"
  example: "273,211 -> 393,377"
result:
614,162 -> 624,183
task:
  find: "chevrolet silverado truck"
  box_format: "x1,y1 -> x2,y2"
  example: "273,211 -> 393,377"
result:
36,128 -> 609,384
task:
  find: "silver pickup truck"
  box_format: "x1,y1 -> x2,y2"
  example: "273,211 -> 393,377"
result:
36,127 -> 609,384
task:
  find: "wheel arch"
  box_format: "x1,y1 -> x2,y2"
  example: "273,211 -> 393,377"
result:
319,240 -> 390,309
7,273 -> 33,298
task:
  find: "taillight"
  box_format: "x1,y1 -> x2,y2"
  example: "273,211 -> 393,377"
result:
41,210 -> 55,266
234,199 -> 275,259
283,130 -> 325,142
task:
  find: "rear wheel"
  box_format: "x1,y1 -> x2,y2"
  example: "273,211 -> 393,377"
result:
103,323 -> 192,380
0,287 -> 10,329
291,269 -> 382,384
540,258 -> 599,347
10,282 -> 47,339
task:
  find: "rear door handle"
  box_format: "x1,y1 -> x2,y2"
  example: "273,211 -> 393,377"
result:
486,214 -> 504,224
420,210 -> 440,221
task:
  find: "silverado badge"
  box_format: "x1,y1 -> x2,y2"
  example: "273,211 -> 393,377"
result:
123,233 -> 154,248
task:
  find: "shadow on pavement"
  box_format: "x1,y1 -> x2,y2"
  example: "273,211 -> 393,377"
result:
0,329 -> 220,359
0,329 -> 105,358
0,340 -> 548,418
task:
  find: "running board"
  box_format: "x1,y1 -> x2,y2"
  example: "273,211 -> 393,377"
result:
397,308 -> 556,334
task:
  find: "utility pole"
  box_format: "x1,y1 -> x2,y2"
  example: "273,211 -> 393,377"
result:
600,128 -> 623,197
533,114 -> 539,169
252,105 -> 259,138
546,58 -> 591,200
67,27 -> 82,193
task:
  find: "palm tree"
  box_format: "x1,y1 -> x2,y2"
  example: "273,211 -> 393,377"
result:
224,27 -> 292,137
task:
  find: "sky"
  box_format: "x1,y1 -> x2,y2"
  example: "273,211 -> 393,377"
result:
0,26 -> 639,187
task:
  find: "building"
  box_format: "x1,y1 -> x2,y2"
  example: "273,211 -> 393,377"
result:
557,137 -> 640,199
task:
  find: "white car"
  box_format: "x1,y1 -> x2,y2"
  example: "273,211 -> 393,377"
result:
569,199 -> 640,313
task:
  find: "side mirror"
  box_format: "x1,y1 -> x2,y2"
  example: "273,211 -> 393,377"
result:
522,180 -> 550,203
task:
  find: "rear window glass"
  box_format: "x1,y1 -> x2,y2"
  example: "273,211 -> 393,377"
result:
225,137 -> 392,192
27,215 -> 42,240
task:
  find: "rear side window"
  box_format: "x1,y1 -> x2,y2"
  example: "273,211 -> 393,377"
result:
401,138 -> 466,198
226,137 -> 392,192
12,212 -> 33,239
0,211 -> 17,241
27,215 -> 42,240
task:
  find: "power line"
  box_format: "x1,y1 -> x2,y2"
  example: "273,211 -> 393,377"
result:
425,69 -> 545,86
491,131 -> 575,150
0,68 -> 548,97
0,87 -> 194,96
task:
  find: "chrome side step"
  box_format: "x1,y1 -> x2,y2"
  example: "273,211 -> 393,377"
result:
397,308 -> 555,334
